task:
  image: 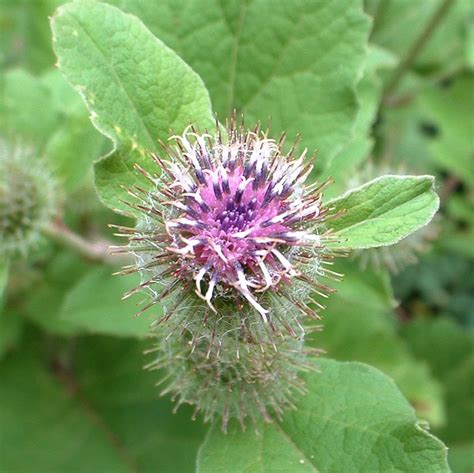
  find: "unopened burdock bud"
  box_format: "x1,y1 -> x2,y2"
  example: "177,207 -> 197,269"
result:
147,322 -> 321,432
0,140 -> 56,257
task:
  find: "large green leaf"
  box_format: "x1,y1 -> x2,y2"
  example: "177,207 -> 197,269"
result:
402,318 -> 474,473
327,175 -> 439,249
51,0 -> 214,213
0,350 -> 130,472
322,45 -> 398,198
0,336 -> 206,473
197,359 -> 449,473
107,0 -> 370,171
309,261 -> 445,427
75,336 -> 207,473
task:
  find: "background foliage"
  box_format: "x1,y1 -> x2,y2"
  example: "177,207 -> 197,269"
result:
0,0 -> 473,472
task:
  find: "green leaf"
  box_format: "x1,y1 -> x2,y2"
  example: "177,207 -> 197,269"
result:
310,261 -> 445,426
0,336 -> 206,473
197,358 -> 450,473
402,318 -> 474,473
322,44 -> 398,198
59,267 -> 155,338
327,175 -> 440,249
106,0 -> 370,170
45,111 -> 106,193
75,336 -> 207,473
51,0 -> 214,213
0,350 -> 130,472
402,318 -> 474,443
448,445 -> 474,473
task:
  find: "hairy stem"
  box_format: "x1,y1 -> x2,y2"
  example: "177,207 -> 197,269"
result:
42,220 -> 119,265
383,0 -> 456,98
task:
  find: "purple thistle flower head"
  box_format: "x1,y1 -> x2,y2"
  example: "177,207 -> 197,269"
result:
118,118 -> 338,345
116,118 -> 341,429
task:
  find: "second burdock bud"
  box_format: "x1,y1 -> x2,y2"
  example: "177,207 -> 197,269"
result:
0,140 -> 57,257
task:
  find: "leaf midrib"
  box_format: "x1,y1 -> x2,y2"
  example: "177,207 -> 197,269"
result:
65,11 -> 157,151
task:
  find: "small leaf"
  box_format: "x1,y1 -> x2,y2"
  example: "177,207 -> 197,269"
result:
197,359 -> 450,473
327,175 -> 439,249
51,1 -> 214,213
21,251 -> 93,336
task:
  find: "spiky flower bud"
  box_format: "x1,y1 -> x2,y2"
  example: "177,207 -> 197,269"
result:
0,140 -> 56,257
148,323 -> 321,432
348,161 -> 438,273
117,118 -> 341,428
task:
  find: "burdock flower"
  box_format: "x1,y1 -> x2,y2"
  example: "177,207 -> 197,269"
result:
116,118 -> 340,428
117,118 -> 338,348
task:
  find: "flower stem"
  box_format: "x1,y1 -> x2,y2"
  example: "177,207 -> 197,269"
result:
42,220 -> 119,265
383,0 -> 456,98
